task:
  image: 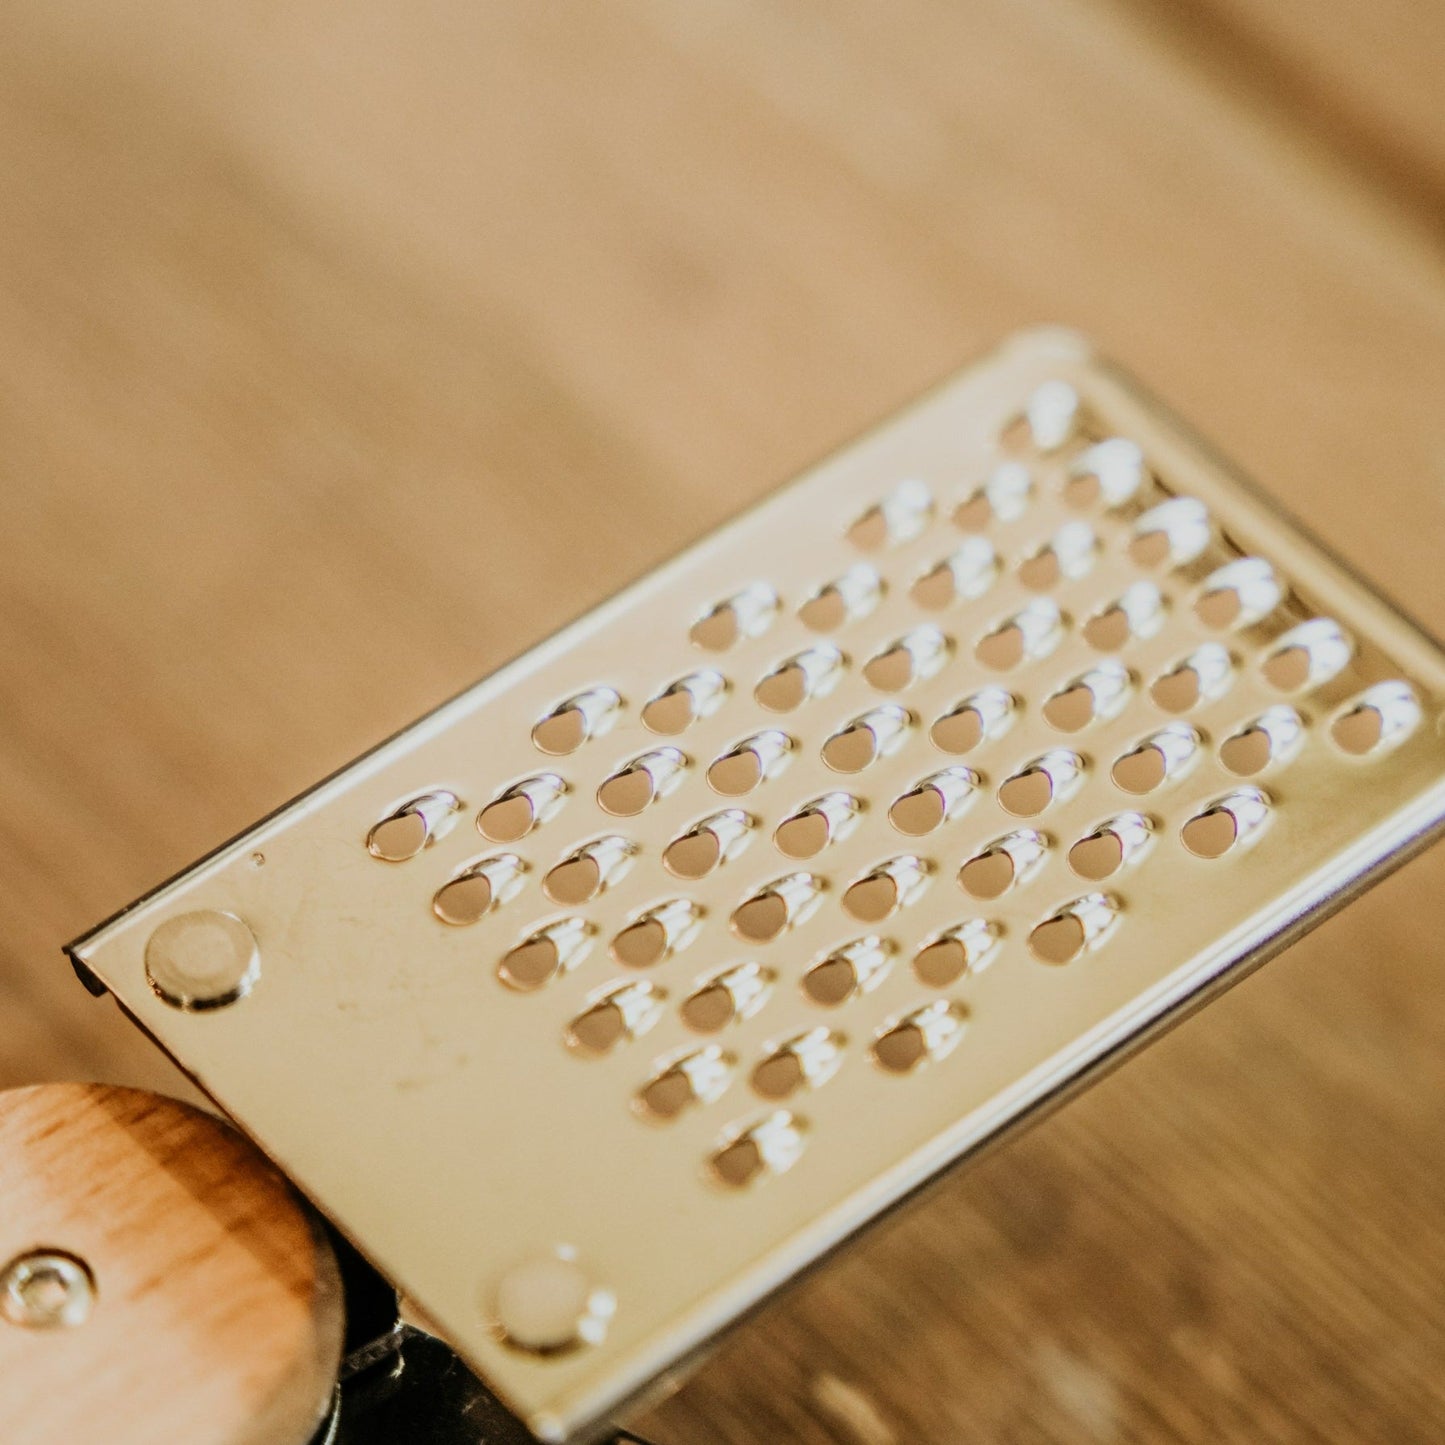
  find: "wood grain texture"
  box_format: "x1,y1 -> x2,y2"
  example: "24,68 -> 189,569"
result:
1,2 -> 1443,1441
0,1084 -> 342,1445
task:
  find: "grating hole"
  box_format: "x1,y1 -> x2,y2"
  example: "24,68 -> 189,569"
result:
1017,549 -> 1060,592
498,919 -> 593,992
545,857 -> 601,906
976,600 -> 1063,672
890,788 -> 944,836
544,838 -> 634,906
663,810 -> 752,880
1332,706 -> 1382,754
756,646 -> 844,713
1181,809 -> 1237,858
1181,788 -> 1269,858
751,1053 -> 804,1100
708,732 -> 791,795
751,1028 -> 845,1099
1028,893 -> 1118,963
532,710 -> 586,756
709,1112 -> 806,1187
597,749 -> 686,818
913,939 -> 966,988
709,753 -> 759,794
843,875 -> 897,923
368,792 -> 461,861
799,564 -> 882,633
1195,588 -> 1240,630
913,921 -> 998,987
1129,531 -> 1170,568
642,672 -> 726,735
1194,558 -> 1282,633
711,1136 -> 764,1187
976,623 -> 1024,670
566,983 -> 665,1055
500,937 -> 561,991
1151,667 -> 1199,713
803,957 -> 857,1006
1069,832 -> 1121,880
823,725 -> 876,772
872,1002 -> 966,1074
639,1070 -> 696,1122
1261,647 -> 1309,692
848,481 -> 932,551
732,893 -> 788,943
801,937 -> 890,1005
958,851 -> 1014,900
569,1003 -> 626,1053
1111,747 -> 1165,793
665,831 -> 719,878
433,855 -> 523,926
756,665 -> 807,712
1042,685 -> 1093,731
1329,683 -> 1420,757
532,689 -> 620,756
842,858 -> 928,922
598,770 -> 654,817
931,708 -> 983,753
953,493 -> 993,532
637,1047 -> 733,1122
641,690 -> 695,735
863,628 -> 949,693
478,776 -> 566,844
682,965 -> 774,1033
1082,606 -> 1130,652
1111,727 -> 1198,794
775,812 -> 828,859
1220,726 -> 1271,775
1068,813 -> 1152,881
612,920 -> 668,968
368,811 -> 428,862
1029,915 -> 1085,965
691,584 -> 779,652
434,873 -> 494,926
998,770 -> 1051,816
873,1025 -> 926,1073
1220,707 -> 1302,776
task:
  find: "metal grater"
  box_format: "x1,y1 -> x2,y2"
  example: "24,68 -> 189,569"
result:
69,328 -> 1445,1442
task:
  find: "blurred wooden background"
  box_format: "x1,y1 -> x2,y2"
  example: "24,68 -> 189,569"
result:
4,3 -> 1445,1441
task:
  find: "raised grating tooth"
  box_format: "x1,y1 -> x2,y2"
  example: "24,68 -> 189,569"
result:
69,331 -> 1445,1444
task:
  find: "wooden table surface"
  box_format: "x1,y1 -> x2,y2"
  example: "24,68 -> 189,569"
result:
3,4 -> 1444,1441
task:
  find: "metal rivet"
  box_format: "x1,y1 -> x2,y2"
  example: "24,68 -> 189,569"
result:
492,1252 -> 614,1354
145,909 -> 259,1011
0,1250 -> 95,1330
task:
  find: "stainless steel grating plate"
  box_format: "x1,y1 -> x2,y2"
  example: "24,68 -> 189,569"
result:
70,329 -> 1445,1441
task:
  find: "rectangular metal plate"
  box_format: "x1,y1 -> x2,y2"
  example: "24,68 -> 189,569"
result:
71,329 -> 1445,1441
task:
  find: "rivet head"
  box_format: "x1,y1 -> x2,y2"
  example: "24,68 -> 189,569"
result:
145,909 -> 259,1011
492,1252 -> 614,1355
0,1250 -> 95,1329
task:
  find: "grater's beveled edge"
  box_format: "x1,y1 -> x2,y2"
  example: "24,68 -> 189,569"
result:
69,327 -> 1445,1442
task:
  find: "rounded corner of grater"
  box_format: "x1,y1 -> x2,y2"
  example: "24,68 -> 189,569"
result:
67,328 -> 1445,1441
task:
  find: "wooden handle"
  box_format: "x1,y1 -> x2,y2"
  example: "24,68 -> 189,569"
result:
0,1083 -> 343,1445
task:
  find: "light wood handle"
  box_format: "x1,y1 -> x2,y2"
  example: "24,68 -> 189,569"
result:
0,1083 -> 343,1445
